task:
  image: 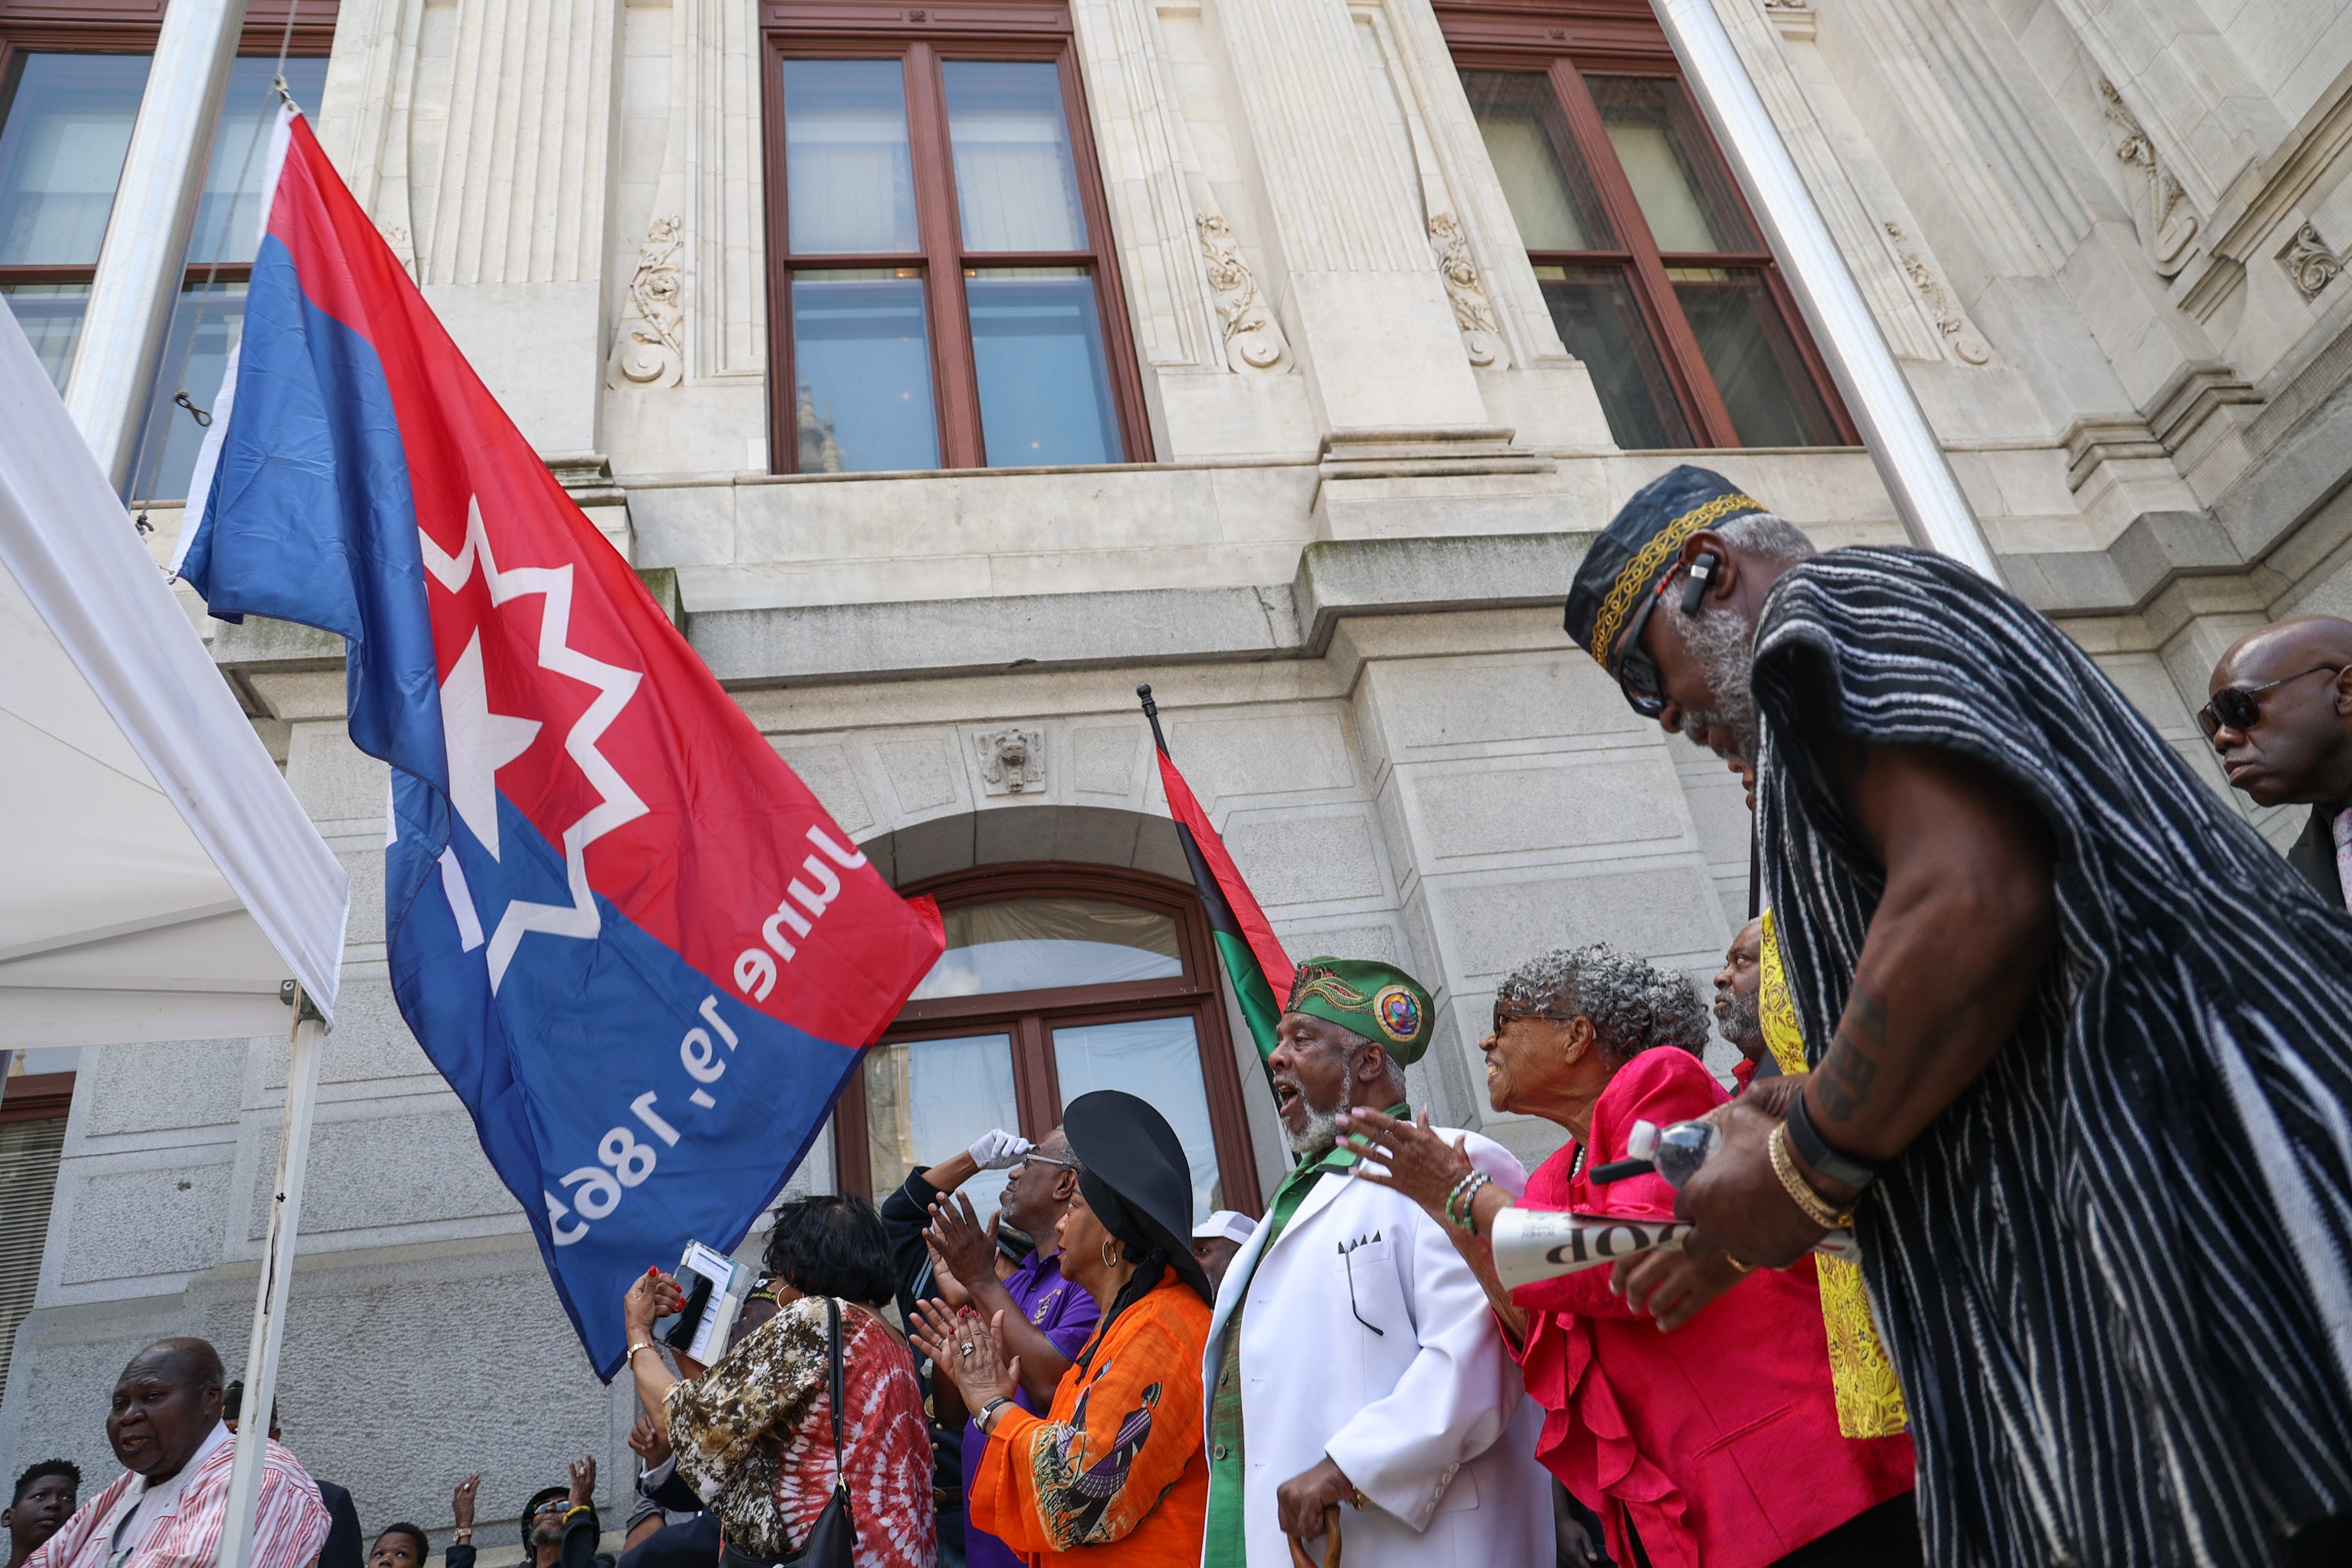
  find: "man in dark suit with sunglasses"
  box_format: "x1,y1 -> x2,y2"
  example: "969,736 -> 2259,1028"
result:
2205,615 -> 2352,909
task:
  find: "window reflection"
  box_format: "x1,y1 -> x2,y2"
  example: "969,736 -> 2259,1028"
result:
0,53 -> 149,266
3,282 -> 89,390
1671,267 -> 1841,447
782,59 -> 920,255
911,898 -> 1181,1000
966,267 -> 1118,466
942,60 -> 1086,252
1052,1016 -> 1220,1222
862,1033 -> 1022,1218
790,269 -> 939,473
1534,263 -> 1691,448
1461,71 -> 1613,252
1586,76 -> 1754,254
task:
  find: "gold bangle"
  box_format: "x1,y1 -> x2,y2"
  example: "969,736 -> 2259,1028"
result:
1769,1123 -> 1853,1231
628,1341 -> 659,1361
1723,1255 -> 1755,1276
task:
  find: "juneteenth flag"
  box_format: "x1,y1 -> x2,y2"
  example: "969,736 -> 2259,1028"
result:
176,104 -> 943,1376
1138,685 -> 1292,1058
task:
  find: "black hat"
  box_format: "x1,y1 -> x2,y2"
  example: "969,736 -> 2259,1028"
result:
1563,464 -> 1766,677
1062,1091 -> 1214,1301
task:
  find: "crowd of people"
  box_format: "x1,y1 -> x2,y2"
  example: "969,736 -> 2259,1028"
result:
12,462 -> 2352,1568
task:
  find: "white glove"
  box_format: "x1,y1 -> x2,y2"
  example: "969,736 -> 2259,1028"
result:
967,1129 -> 1033,1170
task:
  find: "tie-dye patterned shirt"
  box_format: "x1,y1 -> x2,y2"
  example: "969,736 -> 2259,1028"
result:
667,1295 -> 936,1568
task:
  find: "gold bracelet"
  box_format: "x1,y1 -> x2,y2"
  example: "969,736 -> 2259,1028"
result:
1723,1255 -> 1755,1276
627,1341 -> 659,1362
1769,1123 -> 1853,1230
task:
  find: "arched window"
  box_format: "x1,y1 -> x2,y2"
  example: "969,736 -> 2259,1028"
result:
833,864 -> 1262,1223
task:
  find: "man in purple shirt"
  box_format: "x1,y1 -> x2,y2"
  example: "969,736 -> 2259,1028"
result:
886,1128 -> 1101,1568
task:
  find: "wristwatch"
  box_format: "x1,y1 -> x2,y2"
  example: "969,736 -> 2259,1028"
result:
977,1396 -> 1014,1433
1786,1093 -> 1878,1192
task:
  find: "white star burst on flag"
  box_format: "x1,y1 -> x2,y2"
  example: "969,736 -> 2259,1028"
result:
419,496 -> 648,990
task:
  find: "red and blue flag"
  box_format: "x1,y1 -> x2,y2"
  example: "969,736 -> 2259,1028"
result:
175,107 -> 944,1376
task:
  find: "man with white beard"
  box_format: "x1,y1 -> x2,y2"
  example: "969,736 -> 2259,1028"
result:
1562,463 -> 2352,1568
1199,958 -> 1550,1568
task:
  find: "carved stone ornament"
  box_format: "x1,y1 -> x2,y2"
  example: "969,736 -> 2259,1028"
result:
1882,222 -> 1991,365
1428,213 -> 1503,367
976,729 -> 1046,795
2278,221 -> 2344,303
607,215 -> 686,389
2098,80 -> 2200,279
1196,213 -> 1291,372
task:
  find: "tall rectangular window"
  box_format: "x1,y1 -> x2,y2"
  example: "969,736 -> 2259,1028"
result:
1445,13 -> 1854,451
764,7 -> 1147,473
0,12 -> 332,504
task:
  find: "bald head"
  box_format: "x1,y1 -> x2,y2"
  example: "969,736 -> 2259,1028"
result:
1713,919 -> 1766,1062
107,1339 -> 223,1482
2208,617 -> 2352,808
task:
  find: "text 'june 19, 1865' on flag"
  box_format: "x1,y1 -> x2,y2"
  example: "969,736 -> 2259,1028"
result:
173,104 -> 945,1377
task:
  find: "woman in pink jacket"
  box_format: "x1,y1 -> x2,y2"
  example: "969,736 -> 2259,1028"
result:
1341,944 -> 1915,1568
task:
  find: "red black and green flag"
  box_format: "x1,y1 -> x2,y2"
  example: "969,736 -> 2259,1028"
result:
1139,684 -> 1293,1061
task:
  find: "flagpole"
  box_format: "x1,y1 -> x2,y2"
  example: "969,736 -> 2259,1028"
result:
1646,0 -> 2002,584
1138,684 -> 1170,755
63,0 -> 256,492
220,984 -> 321,1568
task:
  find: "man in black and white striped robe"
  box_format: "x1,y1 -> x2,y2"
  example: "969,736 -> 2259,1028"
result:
1563,470 -> 2352,1567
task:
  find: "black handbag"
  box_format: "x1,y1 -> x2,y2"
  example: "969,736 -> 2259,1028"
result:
720,1298 -> 858,1568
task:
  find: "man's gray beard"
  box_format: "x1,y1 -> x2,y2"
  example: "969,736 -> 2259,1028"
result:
1717,993 -> 1762,1054
1283,1098 -> 1342,1160
1676,604 -> 1761,763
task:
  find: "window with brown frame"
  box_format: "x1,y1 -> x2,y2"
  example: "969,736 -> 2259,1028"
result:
0,1065 -> 74,1399
833,864 -> 1261,1224
1439,2 -> 1854,450
760,2 -> 1149,474
0,0 -> 334,503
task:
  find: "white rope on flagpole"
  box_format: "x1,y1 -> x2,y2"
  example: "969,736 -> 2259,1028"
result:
1646,0 -> 2004,584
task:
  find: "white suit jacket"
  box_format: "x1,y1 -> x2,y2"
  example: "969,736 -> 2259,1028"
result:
1200,1127 -> 1553,1568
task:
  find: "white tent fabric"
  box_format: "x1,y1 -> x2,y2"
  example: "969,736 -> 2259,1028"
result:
0,303 -> 346,1044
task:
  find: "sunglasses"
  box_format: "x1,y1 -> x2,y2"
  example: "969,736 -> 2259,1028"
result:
1490,1003 -> 1583,1036
2198,665 -> 2343,740
1612,565 -> 1688,718
1012,1152 -> 1078,1176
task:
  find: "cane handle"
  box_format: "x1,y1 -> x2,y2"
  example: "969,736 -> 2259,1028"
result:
1286,1504 -> 1341,1568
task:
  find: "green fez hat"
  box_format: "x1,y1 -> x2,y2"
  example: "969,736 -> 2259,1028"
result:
1285,957 -> 1433,1065
1563,464 -> 1766,677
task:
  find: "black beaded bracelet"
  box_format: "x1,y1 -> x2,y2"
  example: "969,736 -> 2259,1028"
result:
1786,1091 -> 1878,1192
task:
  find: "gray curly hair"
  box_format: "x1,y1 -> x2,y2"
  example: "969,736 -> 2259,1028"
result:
1497,943 -> 1711,1069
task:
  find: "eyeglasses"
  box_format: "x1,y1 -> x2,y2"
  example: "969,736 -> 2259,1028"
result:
1012,1153 -> 1078,1176
2198,666 -> 2343,740
1613,566 -> 1687,718
1491,1003 -> 1583,1037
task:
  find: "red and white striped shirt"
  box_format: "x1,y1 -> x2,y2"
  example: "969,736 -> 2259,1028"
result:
28,1426 -> 330,1568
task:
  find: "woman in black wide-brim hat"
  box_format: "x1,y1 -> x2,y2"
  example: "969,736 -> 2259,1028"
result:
913,1091 -> 1214,1564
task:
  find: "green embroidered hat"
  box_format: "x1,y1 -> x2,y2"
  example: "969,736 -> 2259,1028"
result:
1285,957 -> 1434,1065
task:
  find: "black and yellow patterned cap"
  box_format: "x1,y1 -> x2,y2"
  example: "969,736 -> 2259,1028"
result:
1565,465 -> 1766,676
1285,957 -> 1433,1065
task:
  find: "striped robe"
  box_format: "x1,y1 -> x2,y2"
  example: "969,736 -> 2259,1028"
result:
1750,546 -> 2352,1568
28,1428 -> 330,1568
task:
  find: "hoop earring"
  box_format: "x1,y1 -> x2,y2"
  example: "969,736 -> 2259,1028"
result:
1100,1238 -> 1120,1269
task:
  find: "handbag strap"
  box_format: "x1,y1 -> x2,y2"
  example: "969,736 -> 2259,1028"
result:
823,1297 -> 846,1494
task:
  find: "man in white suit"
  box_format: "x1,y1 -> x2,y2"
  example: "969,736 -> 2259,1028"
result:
1200,958 -> 1551,1568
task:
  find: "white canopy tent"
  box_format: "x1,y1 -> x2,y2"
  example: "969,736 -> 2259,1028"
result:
0,301 -> 349,1568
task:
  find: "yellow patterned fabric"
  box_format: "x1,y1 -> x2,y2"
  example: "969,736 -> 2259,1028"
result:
1586,490 -> 1760,669
1758,909 -> 1910,1439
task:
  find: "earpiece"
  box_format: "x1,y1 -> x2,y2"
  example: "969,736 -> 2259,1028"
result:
1680,552 -> 1720,616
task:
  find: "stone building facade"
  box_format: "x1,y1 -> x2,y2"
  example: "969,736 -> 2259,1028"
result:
4,0 -> 2352,1545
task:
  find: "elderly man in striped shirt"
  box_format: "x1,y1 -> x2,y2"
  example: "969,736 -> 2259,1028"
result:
27,1339 -> 328,1568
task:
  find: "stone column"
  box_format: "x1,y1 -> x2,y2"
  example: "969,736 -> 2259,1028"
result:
1196,0 -> 1496,441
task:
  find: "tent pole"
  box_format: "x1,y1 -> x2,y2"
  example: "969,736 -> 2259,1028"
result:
220,989 -> 321,1568
1646,0 -> 2002,583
